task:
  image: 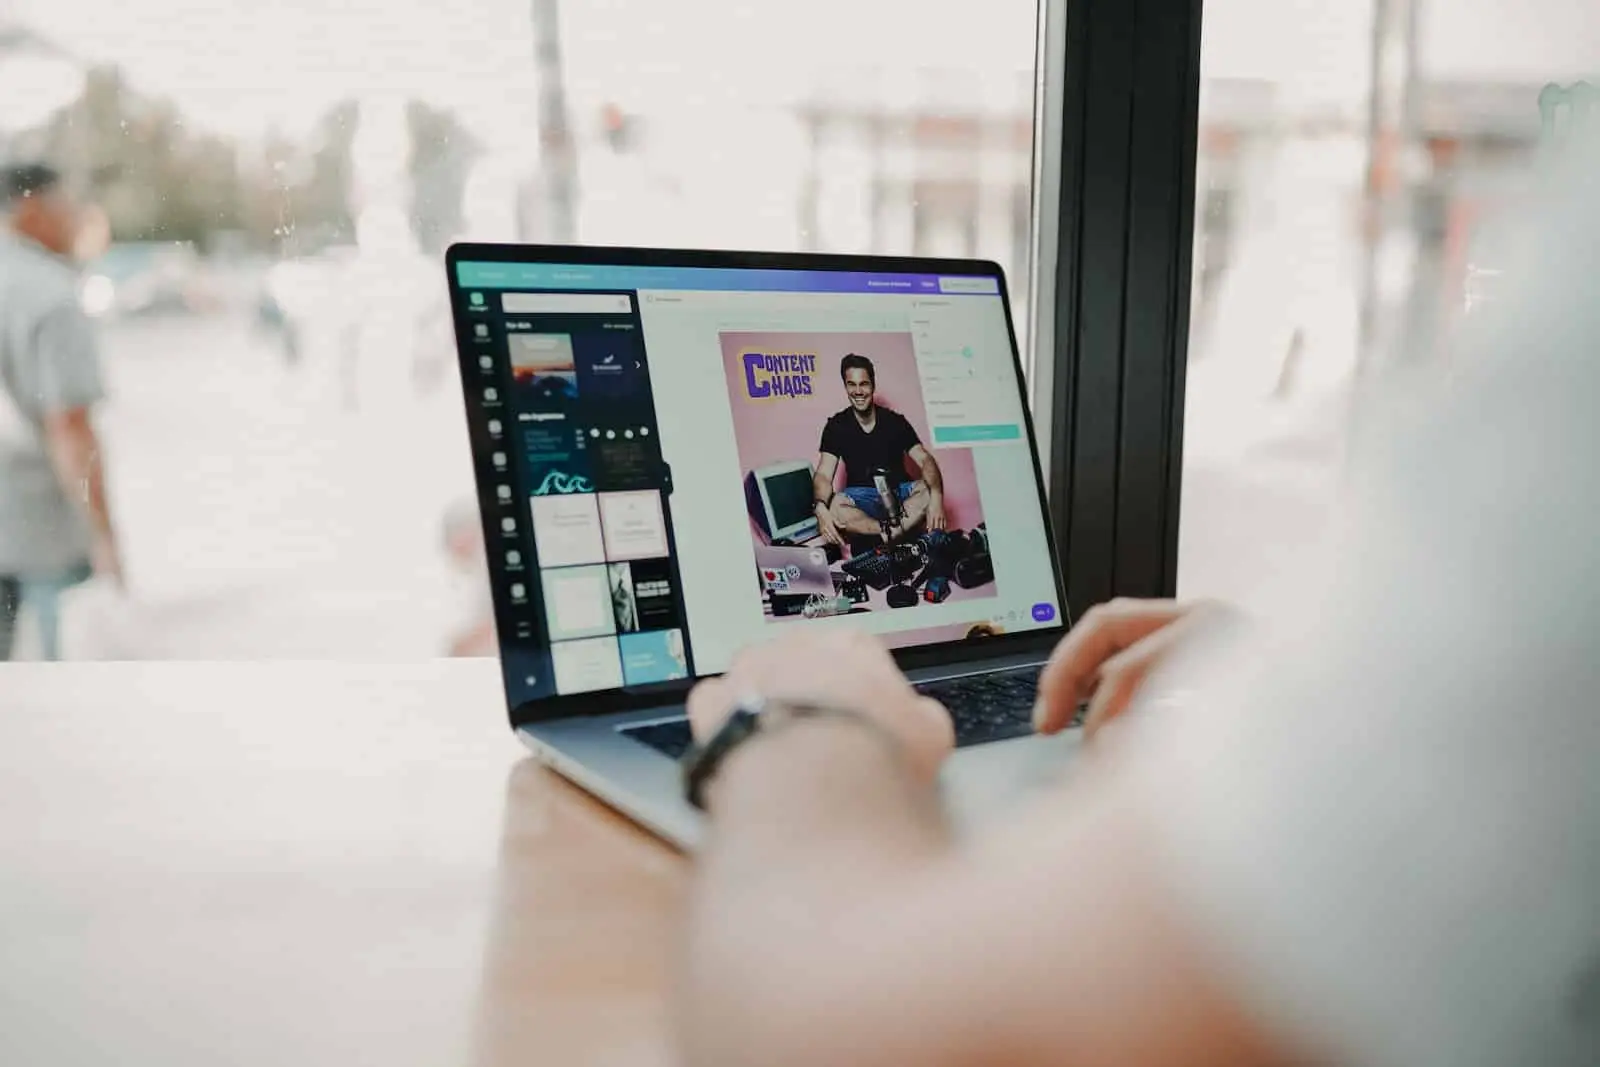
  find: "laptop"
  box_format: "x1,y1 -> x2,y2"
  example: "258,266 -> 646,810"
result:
446,244 -> 1082,847
753,544 -> 835,598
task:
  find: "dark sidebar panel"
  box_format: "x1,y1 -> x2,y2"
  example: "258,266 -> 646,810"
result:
458,287 -> 696,710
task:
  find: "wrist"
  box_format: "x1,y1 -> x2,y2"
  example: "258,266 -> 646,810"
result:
684,696 -> 898,809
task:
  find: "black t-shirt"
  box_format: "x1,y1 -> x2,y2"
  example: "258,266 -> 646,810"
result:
819,406 -> 921,488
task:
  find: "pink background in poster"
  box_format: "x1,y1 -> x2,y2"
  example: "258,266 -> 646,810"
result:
717,331 -> 982,528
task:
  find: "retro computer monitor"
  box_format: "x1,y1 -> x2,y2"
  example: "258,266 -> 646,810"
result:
748,460 -> 819,544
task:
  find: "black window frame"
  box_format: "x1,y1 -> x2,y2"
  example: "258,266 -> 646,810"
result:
1041,0 -> 1204,616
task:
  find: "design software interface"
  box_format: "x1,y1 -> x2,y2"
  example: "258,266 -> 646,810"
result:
454,261 -> 1063,706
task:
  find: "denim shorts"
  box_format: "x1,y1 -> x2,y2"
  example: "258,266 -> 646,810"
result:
839,482 -> 918,522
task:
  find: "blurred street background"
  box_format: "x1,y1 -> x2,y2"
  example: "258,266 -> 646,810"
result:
0,0 -> 1593,658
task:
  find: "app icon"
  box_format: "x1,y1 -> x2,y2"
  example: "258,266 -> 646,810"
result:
506,550 -> 522,566
488,419 -> 503,436
496,485 -> 512,501
1031,603 -> 1056,623
492,451 -> 507,468
479,355 -> 493,370
484,387 -> 499,402
510,583 -> 526,599
501,517 -> 516,533
474,324 -> 488,338
470,292 -> 485,307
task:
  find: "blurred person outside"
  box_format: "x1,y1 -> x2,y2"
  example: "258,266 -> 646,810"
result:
442,498 -> 495,658
675,140 -> 1600,1067
0,163 -> 122,661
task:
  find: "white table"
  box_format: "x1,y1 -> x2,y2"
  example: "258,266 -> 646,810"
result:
1,660 -> 687,1066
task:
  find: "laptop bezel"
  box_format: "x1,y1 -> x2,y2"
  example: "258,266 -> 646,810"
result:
445,242 -> 1071,730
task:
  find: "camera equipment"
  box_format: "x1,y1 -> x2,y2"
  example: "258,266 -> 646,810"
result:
769,592 -> 811,617
886,583 -> 919,609
922,576 -> 952,604
953,552 -> 994,590
801,594 -> 855,619
832,572 -> 869,605
890,541 -> 926,581
918,529 -> 968,584
840,548 -> 894,590
970,523 -> 989,555
841,539 -> 927,590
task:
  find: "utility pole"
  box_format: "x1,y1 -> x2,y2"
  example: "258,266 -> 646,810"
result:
529,0 -> 578,243
1355,0 -> 1420,377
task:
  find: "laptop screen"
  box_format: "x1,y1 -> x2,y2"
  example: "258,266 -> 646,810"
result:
451,255 -> 1064,709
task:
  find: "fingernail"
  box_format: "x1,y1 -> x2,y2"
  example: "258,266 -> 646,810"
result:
1031,699 -> 1048,731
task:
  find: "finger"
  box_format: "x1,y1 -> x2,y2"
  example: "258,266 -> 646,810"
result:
1033,599 -> 1187,733
907,696 -> 957,778
1081,653 -> 1152,740
686,677 -> 732,740
919,696 -> 957,752
1081,608 -> 1209,738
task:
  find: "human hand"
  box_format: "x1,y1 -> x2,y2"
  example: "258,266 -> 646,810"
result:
926,491 -> 947,532
814,501 -> 845,547
90,536 -> 125,592
1033,598 -> 1221,738
688,632 -> 955,783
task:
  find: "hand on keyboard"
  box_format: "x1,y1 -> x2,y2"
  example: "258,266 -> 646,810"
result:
1034,598 -> 1218,738
628,664 -> 1086,760
914,666 -> 1087,748
686,632 -> 956,782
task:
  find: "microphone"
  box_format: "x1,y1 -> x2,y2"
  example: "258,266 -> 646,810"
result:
872,468 -> 904,535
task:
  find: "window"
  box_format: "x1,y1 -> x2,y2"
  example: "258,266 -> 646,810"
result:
1180,0 -> 1596,607
0,1 -> 1042,661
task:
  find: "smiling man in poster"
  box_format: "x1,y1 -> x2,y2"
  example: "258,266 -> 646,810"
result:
812,353 -> 945,546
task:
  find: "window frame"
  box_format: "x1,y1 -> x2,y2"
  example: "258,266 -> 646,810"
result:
1031,0 -> 1204,615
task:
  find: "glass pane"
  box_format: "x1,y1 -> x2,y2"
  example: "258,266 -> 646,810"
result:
0,1 -> 1040,661
1181,0 -> 1594,607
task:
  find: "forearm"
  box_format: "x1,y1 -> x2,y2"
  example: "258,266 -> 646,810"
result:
919,456 -> 944,495
698,716 -> 947,882
685,749 -> 1284,1067
812,472 -> 834,509
45,419 -> 115,542
683,717 -> 952,1064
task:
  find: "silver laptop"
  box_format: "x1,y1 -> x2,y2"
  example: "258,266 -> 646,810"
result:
446,244 -> 1081,847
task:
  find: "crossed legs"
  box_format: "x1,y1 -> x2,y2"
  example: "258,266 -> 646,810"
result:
828,481 -> 931,544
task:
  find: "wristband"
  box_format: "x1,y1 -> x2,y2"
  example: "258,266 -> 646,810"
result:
680,694 -> 883,809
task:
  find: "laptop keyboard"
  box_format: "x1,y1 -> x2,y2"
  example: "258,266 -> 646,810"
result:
623,718 -> 698,760
622,664 -> 1086,759
920,665 -> 1046,746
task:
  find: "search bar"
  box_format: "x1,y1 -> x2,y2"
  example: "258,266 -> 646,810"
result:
937,277 -> 999,294
500,293 -> 633,314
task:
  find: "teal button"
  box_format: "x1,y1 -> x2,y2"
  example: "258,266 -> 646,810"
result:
933,424 -> 1022,444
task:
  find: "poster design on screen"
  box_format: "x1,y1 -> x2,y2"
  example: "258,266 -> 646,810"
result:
719,331 -> 997,630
